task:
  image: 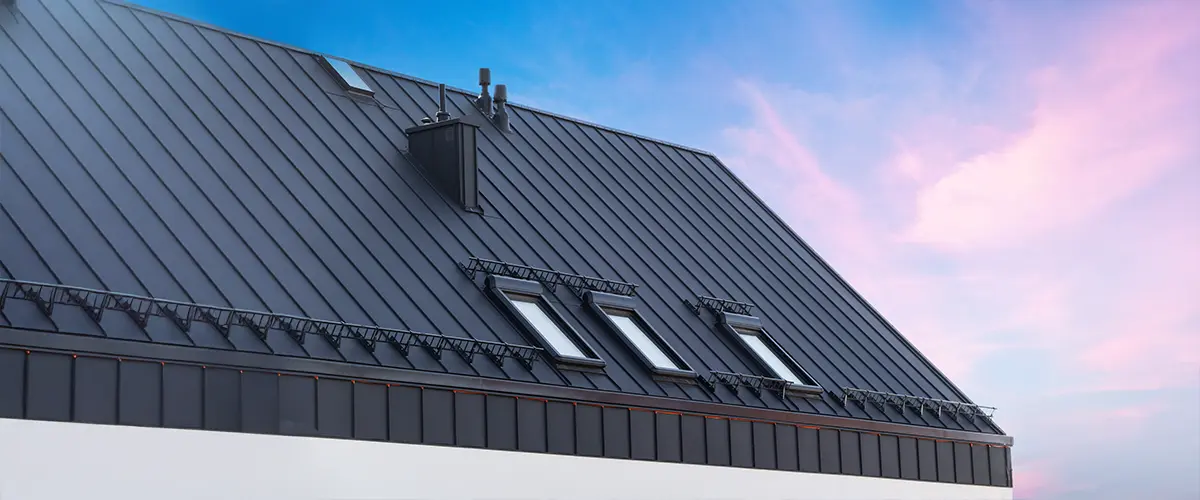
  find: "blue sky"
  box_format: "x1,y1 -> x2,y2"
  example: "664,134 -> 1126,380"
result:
132,1 -> 1200,498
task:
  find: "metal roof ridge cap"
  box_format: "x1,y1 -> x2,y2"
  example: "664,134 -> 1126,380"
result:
100,0 -> 717,158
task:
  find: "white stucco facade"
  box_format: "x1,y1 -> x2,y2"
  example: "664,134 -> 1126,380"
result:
0,418 -> 1012,500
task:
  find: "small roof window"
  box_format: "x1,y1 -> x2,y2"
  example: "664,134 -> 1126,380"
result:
321,56 -> 373,96
488,276 -> 605,369
587,292 -> 695,379
718,312 -> 822,395
510,294 -> 585,358
734,327 -> 806,385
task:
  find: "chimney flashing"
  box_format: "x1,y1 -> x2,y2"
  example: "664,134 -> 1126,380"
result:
404,117 -> 477,135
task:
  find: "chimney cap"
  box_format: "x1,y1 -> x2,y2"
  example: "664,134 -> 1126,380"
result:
494,84 -> 508,102
479,68 -> 491,86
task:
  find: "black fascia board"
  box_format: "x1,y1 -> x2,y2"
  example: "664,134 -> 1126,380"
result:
486,275 -> 606,370
0,326 -> 1012,446
585,291 -> 698,381
718,312 -> 825,397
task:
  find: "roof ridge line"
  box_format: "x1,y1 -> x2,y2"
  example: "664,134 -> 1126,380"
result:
103,0 -> 717,157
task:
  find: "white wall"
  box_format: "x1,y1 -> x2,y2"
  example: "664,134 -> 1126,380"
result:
0,418 -> 1011,500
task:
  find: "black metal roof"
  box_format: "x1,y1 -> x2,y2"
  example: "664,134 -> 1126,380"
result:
0,0 -> 1002,434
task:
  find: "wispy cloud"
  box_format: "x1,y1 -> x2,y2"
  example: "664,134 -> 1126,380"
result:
718,0 -> 1200,496
905,0 -> 1200,252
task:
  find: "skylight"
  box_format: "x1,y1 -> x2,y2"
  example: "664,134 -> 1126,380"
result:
604,308 -> 680,370
487,276 -> 605,369
586,291 -> 694,378
735,327 -> 805,385
508,293 -> 586,358
322,56 -> 373,95
714,311 -> 822,394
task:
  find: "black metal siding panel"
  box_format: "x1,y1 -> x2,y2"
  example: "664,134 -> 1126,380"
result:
546,401 -> 575,454
455,392 -> 487,448
630,409 -> 655,460
705,417 -> 731,466
278,374 -> 316,436
899,437 -> 920,480
421,388 -> 454,445
162,363 -> 203,429
752,422 -> 776,469
955,442 -> 973,484
936,441 -> 955,483
681,414 -> 706,464
118,360 -> 162,427
1006,447 -> 1013,486
0,0 -> 1007,437
316,378 -> 352,438
576,404 -> 603,457
818,429 -> 840,473
353,382 -> 387,441
73,356 -> 118,424
730,420 -> 754,468
239,370 -> 278,434
860,433 -> 881,477
990,446 -> 1009,487
25,352 -> 72,421
917,439 -> 937,481
798,427 -> 820,473
517,398 -> 547,452
602,407 -> 631,459
388,385 -> 422,444
203,367 -> 240,431
0,349 -> 25,418
972,444 -> 991,486
775,425 -> 799,471
880,434 -> 901,479
840,430 -> 862,475
656,412 -> 682,462
486,395 -> 517,451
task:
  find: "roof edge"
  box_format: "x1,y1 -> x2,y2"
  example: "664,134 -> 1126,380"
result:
104,0 -> 717,158
2,325 -> 1014,445
703,156 -> 1005,435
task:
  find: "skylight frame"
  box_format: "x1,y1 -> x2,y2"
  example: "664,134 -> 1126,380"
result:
487,275 -> 606,370
585,291 -> 696,381
319,55 -> 374,96
717,312 -> 823,397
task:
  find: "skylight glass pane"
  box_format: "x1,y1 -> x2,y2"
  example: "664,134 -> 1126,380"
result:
738,331 -> 805,385
605,310 -> 678,370
509,296 -> 586,358
324,57 -> 372,94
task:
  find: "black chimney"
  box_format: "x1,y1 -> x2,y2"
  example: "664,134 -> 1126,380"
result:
405,97 -> 480,212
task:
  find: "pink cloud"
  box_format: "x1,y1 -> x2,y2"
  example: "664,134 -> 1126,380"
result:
717,0 -> 1200,495
1012,461 -> 1062,499
904,0 -> 1200,252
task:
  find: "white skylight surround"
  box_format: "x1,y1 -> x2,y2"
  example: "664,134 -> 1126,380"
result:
736,327 -> 807,385
323,56 -> 373,95
604,309 -> 679,370
508,294 -> 586,358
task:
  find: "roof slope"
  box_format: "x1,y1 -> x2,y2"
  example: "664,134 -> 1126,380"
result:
0,0 -> 1000,433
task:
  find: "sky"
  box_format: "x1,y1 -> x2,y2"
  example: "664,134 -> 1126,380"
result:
132,0 -> 1200,497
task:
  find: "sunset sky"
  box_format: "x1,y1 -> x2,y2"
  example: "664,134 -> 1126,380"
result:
135,0 -> 1200,497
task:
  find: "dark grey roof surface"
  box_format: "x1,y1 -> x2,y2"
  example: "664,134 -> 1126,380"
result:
0,0 -> 1001,433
